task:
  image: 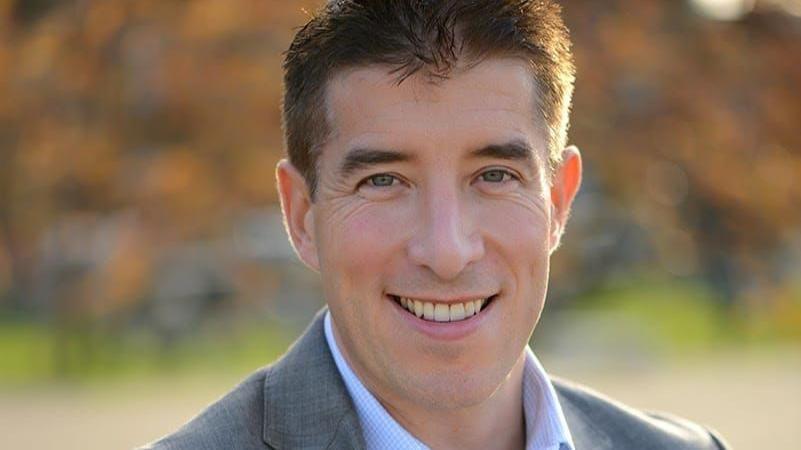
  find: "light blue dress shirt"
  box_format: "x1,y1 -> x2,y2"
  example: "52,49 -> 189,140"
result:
324,312 -> 575,450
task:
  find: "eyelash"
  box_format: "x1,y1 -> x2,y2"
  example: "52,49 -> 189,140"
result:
478,168 -> 517,183
361,173 -> 401,188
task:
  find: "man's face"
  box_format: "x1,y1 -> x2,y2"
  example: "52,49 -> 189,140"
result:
278,57 -> 580,411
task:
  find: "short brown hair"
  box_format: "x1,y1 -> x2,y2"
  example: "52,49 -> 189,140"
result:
282,0 -> 575,197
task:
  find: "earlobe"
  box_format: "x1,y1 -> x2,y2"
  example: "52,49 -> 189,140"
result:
549,146 -> 582,254
276,159 -> 320,272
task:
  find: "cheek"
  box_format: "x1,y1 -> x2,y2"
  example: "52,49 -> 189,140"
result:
479,198 -> 551,321
317,200 -> 415,281
481,199 -> 551,260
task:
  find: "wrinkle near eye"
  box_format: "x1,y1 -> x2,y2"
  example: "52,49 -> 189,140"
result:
479,186 -> 550,219
318,195 -> 375,229
318,170 -> 360,198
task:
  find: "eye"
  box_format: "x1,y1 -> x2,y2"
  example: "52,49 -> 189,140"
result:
356,173 -> 406,199
479,169 -> 514,183
358,173 -> 402,189
359,173 -> 400,188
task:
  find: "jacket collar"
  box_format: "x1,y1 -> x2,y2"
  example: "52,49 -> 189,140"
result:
262,309 -> 365,450
554,378 -> 613,450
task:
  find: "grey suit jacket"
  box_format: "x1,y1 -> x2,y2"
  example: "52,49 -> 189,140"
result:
140,310 -> 728,450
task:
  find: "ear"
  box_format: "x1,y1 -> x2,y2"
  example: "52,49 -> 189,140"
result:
276,159 -> 320,271
549,146 -> 582,254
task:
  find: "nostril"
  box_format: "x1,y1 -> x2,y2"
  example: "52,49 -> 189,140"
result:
406,236 -> 485,281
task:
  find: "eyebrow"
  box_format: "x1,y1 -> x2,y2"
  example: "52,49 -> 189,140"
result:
470,139 -> 534,162
338,148 -> 411,179
337,139 -> 535,179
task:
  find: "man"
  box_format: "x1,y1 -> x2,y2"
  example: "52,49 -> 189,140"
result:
142,1 -> 728,449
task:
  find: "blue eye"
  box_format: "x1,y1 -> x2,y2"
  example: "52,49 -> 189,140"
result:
480,169 -> 511,183
367,174 -> 397,187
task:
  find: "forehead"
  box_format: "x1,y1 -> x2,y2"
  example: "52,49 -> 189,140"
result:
321,58 -> 544,162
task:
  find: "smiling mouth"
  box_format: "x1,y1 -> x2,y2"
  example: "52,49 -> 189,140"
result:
389,294 -> 497,323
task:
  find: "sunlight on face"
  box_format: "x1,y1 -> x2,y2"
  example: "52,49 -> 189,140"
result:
306,57 -> 560,411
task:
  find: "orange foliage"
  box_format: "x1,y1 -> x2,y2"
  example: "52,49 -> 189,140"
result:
0,0 -> 798,321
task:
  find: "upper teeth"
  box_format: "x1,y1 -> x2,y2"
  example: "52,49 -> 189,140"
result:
398,297 -> 487,322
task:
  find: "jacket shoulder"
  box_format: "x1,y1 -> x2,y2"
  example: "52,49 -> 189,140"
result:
137,367 -> 272,450
553,377 -> 729,450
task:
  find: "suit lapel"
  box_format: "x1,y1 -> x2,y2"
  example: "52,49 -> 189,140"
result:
262,309 -> 365,450
555,381 -> 613,450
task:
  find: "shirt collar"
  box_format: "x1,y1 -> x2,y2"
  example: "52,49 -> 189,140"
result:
324,311 -> 574,450
521,338 -> 576,450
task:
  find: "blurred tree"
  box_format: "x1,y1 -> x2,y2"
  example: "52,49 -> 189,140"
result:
12,0 -> 62,25
0,0 -> 798,360
556,0 -> 801,305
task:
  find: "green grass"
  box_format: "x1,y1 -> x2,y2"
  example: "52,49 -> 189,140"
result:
0,316 -> 294,386
0,321 -> 55,383
569,275 -> 738,354
2,276 -> 798,386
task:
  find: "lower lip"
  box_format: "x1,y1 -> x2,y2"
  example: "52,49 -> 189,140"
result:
388,295 -> 495,341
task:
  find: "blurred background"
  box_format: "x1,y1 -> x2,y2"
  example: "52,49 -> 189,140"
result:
0,0 -> 799,448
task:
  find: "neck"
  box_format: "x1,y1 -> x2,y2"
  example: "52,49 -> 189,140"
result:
381,353 -> 527,450
328,317 -> 529,450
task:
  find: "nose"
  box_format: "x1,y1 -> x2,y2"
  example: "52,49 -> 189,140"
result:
407,184 -> 485,280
